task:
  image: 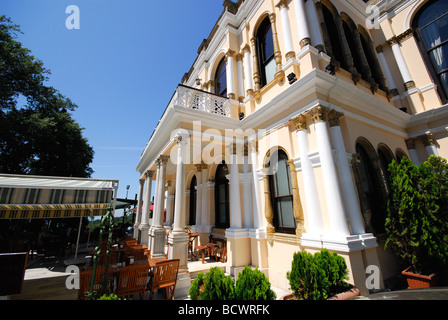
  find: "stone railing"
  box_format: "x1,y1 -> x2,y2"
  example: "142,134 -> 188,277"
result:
169,84 -> 231,117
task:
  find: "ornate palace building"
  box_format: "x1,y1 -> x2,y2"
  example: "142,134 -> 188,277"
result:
135,0 -> 448,297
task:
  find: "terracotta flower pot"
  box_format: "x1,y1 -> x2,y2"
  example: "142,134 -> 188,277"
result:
402,267 -> 439,289
279,286 -> 360,300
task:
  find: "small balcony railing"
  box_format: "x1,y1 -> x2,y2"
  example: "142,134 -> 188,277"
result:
169,84 -> 231,117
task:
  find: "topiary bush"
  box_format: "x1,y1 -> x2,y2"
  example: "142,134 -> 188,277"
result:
189,267 -> 235,300
235,266 -> 276,300
287,249 -> 350,300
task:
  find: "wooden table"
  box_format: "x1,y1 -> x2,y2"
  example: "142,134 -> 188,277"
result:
148,257 -> 167,268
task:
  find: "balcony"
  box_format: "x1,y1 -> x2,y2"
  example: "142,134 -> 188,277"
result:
168,84 -> 233,118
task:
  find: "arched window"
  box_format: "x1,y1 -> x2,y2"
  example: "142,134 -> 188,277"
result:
377,145 -> 395,194
268,150 -> 296,234
356,142 -> 387,234
413,0 -> 448,102
189,175 -> 197,225
214,58 -> 227,97
322,4 -> 345,70
256,16 -> 276,87
215,162 -> 229,228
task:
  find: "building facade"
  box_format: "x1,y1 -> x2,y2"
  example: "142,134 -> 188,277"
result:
135,0 -> 448,296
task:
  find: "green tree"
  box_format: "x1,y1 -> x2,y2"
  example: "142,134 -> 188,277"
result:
0,15 -> 93,177
385,156 -> 448,275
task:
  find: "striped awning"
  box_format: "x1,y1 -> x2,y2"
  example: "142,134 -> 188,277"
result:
0,174 -> 119,219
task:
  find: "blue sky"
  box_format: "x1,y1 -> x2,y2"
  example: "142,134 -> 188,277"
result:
2,0 -> 224,213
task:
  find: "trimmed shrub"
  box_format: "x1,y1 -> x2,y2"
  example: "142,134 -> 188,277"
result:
287,249 -> 350,300
189,267 -> 235,300
235,266 -> 276,300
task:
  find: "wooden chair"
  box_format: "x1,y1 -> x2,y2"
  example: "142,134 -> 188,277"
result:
116,263 -> 150,300
78,268 -> 113,300
147,259 -> 180,300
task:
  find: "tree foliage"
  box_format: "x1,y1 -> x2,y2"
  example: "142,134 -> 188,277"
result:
385,156 -> 448,275
0,15 -> 93,177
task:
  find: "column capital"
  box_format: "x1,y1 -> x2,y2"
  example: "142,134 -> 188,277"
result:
421,133 -> 436,147
195,164 -> 203,171
308,105 -> 330,123
248,139 -> 258,153
157,155 -> 169,166
275,0 -> 288,9
201,161 -> 208,171
405,138 -> 416,150
225,49 -> 235,59
290,114 -> 307,131
145,170 -> 154,178
327,109 -> 344,127
175,133 -> 189,146
242,43 -> 251,53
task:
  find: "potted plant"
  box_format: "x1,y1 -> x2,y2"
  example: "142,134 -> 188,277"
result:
385,156 -> 448,288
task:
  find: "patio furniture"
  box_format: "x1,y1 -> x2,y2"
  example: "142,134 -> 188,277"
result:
146,259 -> 180,300
115,263 -> 150,300
78,267 -> 114,300
188,233 -> 199,260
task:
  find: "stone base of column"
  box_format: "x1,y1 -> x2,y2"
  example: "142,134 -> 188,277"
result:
149,226 -> 166,258
301,232 -> 377,252
168,231 -> 191,298
225,228 -> 250,277
249,231 -> 268,270
138,224 -> 150,247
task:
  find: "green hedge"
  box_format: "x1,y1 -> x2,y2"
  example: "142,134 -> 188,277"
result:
189,266 -> 276,300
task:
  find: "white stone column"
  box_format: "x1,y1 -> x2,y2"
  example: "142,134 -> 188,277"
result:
194,165 -> 202,227
226,50 -> 236,100
405,138 -> 420,166
236,53 -> 245,101
167,138 -> 191,298
165,183 -> 173,227
291,115 -> 324,236
243,145 -> 253,229
229,144 -> 243,229
249,139 -> 264,232
376,45 -> 397,92
310,106 -> 350,237
150,156 -> 168,257
277,0 -> 295,59
133,177 -> 145,239
293,0 -> 311,48
328,110 -> 365,235
153,156 -> 168,228
138,170 -> 153,246
305,0 -> 324,50
201,163 -> 208,228
243,45 -> 254,96
389,38 -> 414,90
